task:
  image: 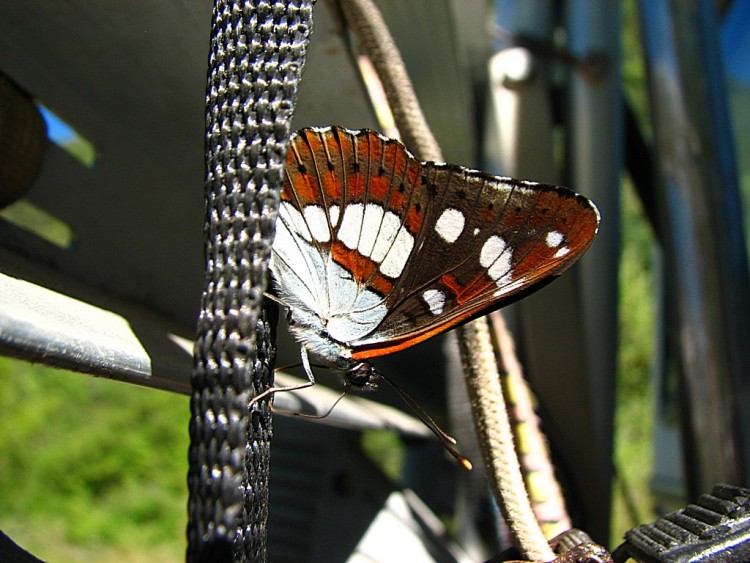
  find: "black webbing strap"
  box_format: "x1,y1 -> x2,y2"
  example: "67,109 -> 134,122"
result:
187,1 -> 314,561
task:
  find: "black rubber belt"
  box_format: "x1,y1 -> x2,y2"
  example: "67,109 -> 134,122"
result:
187,1 -> 314,561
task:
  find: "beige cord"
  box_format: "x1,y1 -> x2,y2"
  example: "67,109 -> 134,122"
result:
339,1 -> 555,560
457,320 -> 556,562
338,0 -> 442,162
490,311 -> 572,540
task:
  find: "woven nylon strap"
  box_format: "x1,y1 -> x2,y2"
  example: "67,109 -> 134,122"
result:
187,1 -> 314,561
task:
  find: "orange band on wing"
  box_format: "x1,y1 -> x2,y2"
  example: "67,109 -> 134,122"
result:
331,242 -> 394,296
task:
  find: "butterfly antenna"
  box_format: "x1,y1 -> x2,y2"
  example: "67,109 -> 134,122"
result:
378,372 -> 473,471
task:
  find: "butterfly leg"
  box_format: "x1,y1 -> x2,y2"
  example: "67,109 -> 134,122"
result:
263,291 -> 287,308
250,348 -> 351,419
248,346 -> 317,408
263,291 -> 293,324
290,386 -> 350,419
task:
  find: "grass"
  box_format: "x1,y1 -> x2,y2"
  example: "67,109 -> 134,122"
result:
610,179 -> 658,544
608,0 -> 660,544
0,359 -> 189,562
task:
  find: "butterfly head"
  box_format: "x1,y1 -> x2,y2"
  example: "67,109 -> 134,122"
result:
341,360 -> 380,392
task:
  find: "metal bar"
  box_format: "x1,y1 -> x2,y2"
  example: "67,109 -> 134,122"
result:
564,0 -> 622,537
639,0 -> 750,494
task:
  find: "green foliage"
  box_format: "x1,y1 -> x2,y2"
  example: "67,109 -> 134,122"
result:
621,0 -> 652,142
0,358 -> 188,562
610,0 -> 659,543
360,428 -> 404,481
611,179 -> 658,542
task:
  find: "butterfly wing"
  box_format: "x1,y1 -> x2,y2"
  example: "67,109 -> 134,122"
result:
272,126 -> 425,352
350,163 -> 600,359
273,127 -> 599,361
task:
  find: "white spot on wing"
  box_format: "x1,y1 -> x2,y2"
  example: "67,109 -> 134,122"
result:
329,205 -> 340,227
338,203 -> 364,249
422,289 -> 446,315
380,227 -> 414,278
546,231 -> 564,248
480,235 -> 506,268
358,203 -> 386,257
480,235 -> 513,286
334,201 -> 414,279
304,205 -> 330,242
279,201 -> 312,242
434,208 -> 465,243
554,246 -> 570,258
370,210 -> 402,262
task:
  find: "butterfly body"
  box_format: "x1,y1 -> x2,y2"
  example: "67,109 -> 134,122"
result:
270,126 -> 600,383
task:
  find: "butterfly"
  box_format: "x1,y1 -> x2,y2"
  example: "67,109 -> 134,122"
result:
262,126 -> 599,460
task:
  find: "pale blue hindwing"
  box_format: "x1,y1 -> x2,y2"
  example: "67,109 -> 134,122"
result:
271,200 -> 388,362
